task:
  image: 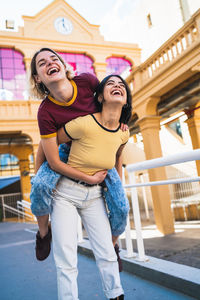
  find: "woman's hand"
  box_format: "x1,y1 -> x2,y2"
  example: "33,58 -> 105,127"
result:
86,170 -> 108,185
120,123 -> 129,132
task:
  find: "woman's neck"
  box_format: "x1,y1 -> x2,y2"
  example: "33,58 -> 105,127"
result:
48,78 -> 73,103
94,105 -> 121,130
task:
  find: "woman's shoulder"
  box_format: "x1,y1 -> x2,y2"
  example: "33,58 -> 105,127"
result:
37,96 -> 53,116
66,114 -> 93,135
74,72 -> 97,81
70,114 -> 93,124
121,127 -> 130,136
73,73 -> 99,89
120,128 -> 130,143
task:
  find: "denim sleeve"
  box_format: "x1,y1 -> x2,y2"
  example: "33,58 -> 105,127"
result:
30,144 -> 70,216
104,168 -> 130,236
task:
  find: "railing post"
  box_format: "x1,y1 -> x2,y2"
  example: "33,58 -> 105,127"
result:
124,214 -> 137,258
128,171 -> 147,261
2,195 -> 5,220
122,167 -> 136,258
139,174 -> 150,220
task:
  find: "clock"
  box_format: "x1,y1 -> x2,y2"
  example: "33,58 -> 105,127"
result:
54,17 -> 73,35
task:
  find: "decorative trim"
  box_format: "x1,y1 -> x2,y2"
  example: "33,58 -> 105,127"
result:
48,80 -> 77,106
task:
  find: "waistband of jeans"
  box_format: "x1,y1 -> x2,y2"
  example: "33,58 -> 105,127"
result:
69,177 -> 106,188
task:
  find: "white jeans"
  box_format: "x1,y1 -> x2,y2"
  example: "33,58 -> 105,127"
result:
51,177 -> 124,300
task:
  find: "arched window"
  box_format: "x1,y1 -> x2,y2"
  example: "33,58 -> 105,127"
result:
106,57 -> 132,77
0,153 -> 34,176
0,154 -> 19,176
58,52 -> 95,75
0,48 -> 27,100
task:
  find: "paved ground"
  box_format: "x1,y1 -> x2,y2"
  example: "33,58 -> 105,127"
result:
127,220 -> 200,269
0,222 -> 198,300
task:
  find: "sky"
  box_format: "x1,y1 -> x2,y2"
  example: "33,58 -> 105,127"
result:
0,0 -> 118,26
0,0 -> 140,41
0,0 -> 200,61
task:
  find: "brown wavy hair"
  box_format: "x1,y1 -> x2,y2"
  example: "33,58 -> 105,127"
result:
29,48 -> 75,99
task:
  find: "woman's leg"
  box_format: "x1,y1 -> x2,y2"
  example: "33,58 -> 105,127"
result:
31,144 -> 70,261
51,194 -> 79,300
79,188 -> 124,299
30,162 -> 60,261
36,215 -> 49,237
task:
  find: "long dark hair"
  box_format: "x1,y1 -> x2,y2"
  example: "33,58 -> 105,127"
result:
94,74 -> 132,124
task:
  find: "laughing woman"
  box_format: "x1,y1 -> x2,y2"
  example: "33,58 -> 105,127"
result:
50,74 -> 131,300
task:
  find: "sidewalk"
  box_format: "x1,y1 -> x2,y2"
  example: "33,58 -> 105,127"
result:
121,220 -> 200,269
80,218 -> 200,298
0,222 -> 197,300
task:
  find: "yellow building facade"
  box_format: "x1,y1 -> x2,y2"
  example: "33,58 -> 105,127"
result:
0,0 -> 200,235
127,9 -> 200,234
0,0 -> 141,201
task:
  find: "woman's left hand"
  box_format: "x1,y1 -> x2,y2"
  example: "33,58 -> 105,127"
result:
87,170 -> 108,185
120,123 -> 129,132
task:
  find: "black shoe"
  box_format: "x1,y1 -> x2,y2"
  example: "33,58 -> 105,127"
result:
114,244 -> 123,272
110,294 -> 124,300
35,226 -> 52,261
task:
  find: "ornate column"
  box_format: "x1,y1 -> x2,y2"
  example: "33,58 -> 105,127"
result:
10,144 -> 33,204
19,158 -> 31,203
132,134 -> 137,143
19,157 -> 34,220
23,57 -> 31,71
91,51 -> 108,81
93,61 -> 107,81
137,116 -> 174,235
185,104 -> 200,176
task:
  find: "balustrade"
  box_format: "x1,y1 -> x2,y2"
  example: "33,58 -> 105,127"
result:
126,10 -> 200,92
0,101 -> 39,120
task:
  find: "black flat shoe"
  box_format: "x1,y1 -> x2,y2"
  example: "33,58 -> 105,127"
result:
35,225 -> 52,261
110,294 -> 124,300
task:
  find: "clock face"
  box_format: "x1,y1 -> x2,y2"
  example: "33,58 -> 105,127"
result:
54,17 -> 73,35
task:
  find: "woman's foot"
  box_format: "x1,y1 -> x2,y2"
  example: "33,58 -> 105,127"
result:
110,294 -> 124,300
35,225 -> 52,261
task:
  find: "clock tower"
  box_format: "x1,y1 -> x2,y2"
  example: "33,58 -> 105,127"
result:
54,17 -> 73,35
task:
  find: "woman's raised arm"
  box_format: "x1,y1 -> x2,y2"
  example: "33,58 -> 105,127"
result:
41,136 -> 107,184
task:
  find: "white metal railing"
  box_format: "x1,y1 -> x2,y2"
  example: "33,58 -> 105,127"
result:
0,193 -> 35,221
0,193 -> 21,220
17,200 -> 36,221
3,202 -> 35,221
123,149 -> 200,261
167,167 -> 200,205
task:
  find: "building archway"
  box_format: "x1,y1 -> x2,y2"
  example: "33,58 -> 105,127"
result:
0,132 -> 34,202
57,51 -> 95,75
106,56 -> 132,77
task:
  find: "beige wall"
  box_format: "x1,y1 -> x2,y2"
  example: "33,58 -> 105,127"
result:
0,0 -> 141,156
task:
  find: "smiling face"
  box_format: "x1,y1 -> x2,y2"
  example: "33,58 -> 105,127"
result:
34,50 -> 67,87
101,76 -> 127,107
